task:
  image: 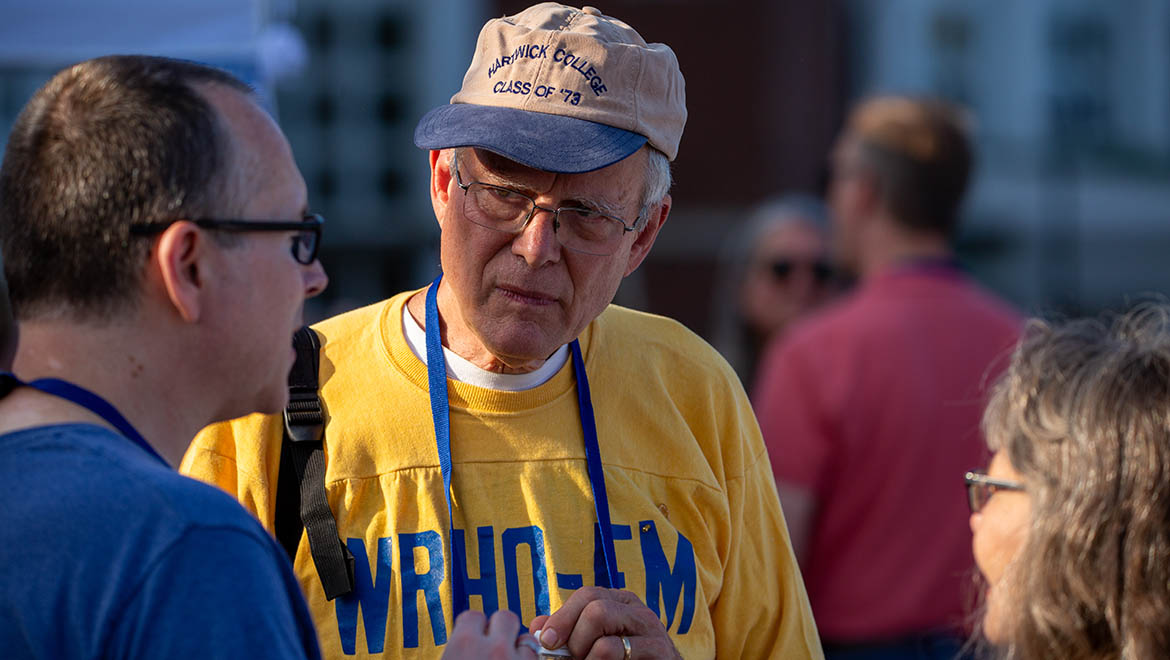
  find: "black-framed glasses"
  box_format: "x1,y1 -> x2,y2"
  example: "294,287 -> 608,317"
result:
129,214 -> 324,265
770,258 -> 834,284
452,154 -> 638,257
964,470 -> 1025,514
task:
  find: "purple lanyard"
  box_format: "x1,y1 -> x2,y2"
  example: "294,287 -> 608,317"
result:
893,256 -> 963,276
423,275 -> 619,615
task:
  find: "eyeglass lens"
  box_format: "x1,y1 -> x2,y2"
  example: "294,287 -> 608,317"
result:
964,472 -> 1025,514
966,482 -> 987,513
292,229 -> 318,265
461,182 -> 629,256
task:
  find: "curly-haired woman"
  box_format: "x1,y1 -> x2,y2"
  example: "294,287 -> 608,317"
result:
968,304 -> 1170,658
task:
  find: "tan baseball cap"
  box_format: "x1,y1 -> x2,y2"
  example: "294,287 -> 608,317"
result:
414,3 -> 686,173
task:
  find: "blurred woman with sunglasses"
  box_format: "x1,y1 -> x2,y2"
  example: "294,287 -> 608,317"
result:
969,303 -> 1170,658
711,195 -> 838,386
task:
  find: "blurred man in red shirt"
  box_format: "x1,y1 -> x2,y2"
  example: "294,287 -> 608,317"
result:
754,96 -> 1021,660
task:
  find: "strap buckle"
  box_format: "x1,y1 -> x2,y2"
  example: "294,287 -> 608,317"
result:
284,389 -> 324,443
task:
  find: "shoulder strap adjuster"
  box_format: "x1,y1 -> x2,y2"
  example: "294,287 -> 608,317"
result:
276,326 -> 354,600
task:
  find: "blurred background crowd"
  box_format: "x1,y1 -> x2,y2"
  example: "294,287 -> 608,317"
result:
5,1 -> 1170,657
4,0 -> 1170,349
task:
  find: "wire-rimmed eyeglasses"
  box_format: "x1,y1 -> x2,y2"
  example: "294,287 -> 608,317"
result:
964,470 -> 1025,514
129,214 -> 324,265
452,154 -> 638,257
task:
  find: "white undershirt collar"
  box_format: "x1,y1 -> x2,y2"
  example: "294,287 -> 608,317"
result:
402,303 -> 569,392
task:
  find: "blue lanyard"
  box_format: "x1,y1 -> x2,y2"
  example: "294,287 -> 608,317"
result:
0,371 -> 167,466
424,275 -> 619,615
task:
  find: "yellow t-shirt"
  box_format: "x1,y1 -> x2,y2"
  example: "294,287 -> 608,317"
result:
181,290 -> 821,659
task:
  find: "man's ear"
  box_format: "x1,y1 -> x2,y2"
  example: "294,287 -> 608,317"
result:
430,149 -> 453,227
624,193 -> 671,277
153,222 -> 207,323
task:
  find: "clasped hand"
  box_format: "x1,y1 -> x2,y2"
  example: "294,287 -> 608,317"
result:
529,586 -> 682,659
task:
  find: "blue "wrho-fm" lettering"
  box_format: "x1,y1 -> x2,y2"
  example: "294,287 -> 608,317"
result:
333,521 -> 696,654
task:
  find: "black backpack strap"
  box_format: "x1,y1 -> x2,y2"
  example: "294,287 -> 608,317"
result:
276,326 -> 355,600
0,372 -> 19,400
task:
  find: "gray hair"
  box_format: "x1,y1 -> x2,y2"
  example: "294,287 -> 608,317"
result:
637,146 -> 672,229
742,195 -> 829,236
980,302 -> 1170,659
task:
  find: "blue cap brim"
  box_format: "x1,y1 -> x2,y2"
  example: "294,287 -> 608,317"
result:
413,104 -> 647,174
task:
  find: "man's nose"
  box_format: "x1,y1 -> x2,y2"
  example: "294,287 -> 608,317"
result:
511,207 -> 562,267
303,259 -> 329,298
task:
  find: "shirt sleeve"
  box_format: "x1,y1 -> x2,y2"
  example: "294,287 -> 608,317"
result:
710,387 -> 824,659
753,336 -> 832,495
107,526 -> 322,659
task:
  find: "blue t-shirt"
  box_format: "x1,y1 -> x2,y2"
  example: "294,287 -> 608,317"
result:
0,423 -> 322,659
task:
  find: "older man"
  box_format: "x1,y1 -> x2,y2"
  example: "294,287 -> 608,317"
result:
182,3 -> 820,659
0,55 -> 327,658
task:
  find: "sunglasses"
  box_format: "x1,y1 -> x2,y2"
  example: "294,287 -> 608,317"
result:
769,258 -> 834,284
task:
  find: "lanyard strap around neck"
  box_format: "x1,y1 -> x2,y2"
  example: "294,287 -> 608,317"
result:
423,275 -> 619,616
895,256 -> 962,275
425,276 -> 467,612
569,338 -> 620,590
0,372 -> 167,466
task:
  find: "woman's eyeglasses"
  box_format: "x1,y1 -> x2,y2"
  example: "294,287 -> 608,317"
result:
964,470 -> 1025,514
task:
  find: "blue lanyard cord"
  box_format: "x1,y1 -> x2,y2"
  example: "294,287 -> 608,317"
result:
424,276 -> 468,613
0,372 -> 167,466
423,275 -> 619,618
570,339 -> 619,590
